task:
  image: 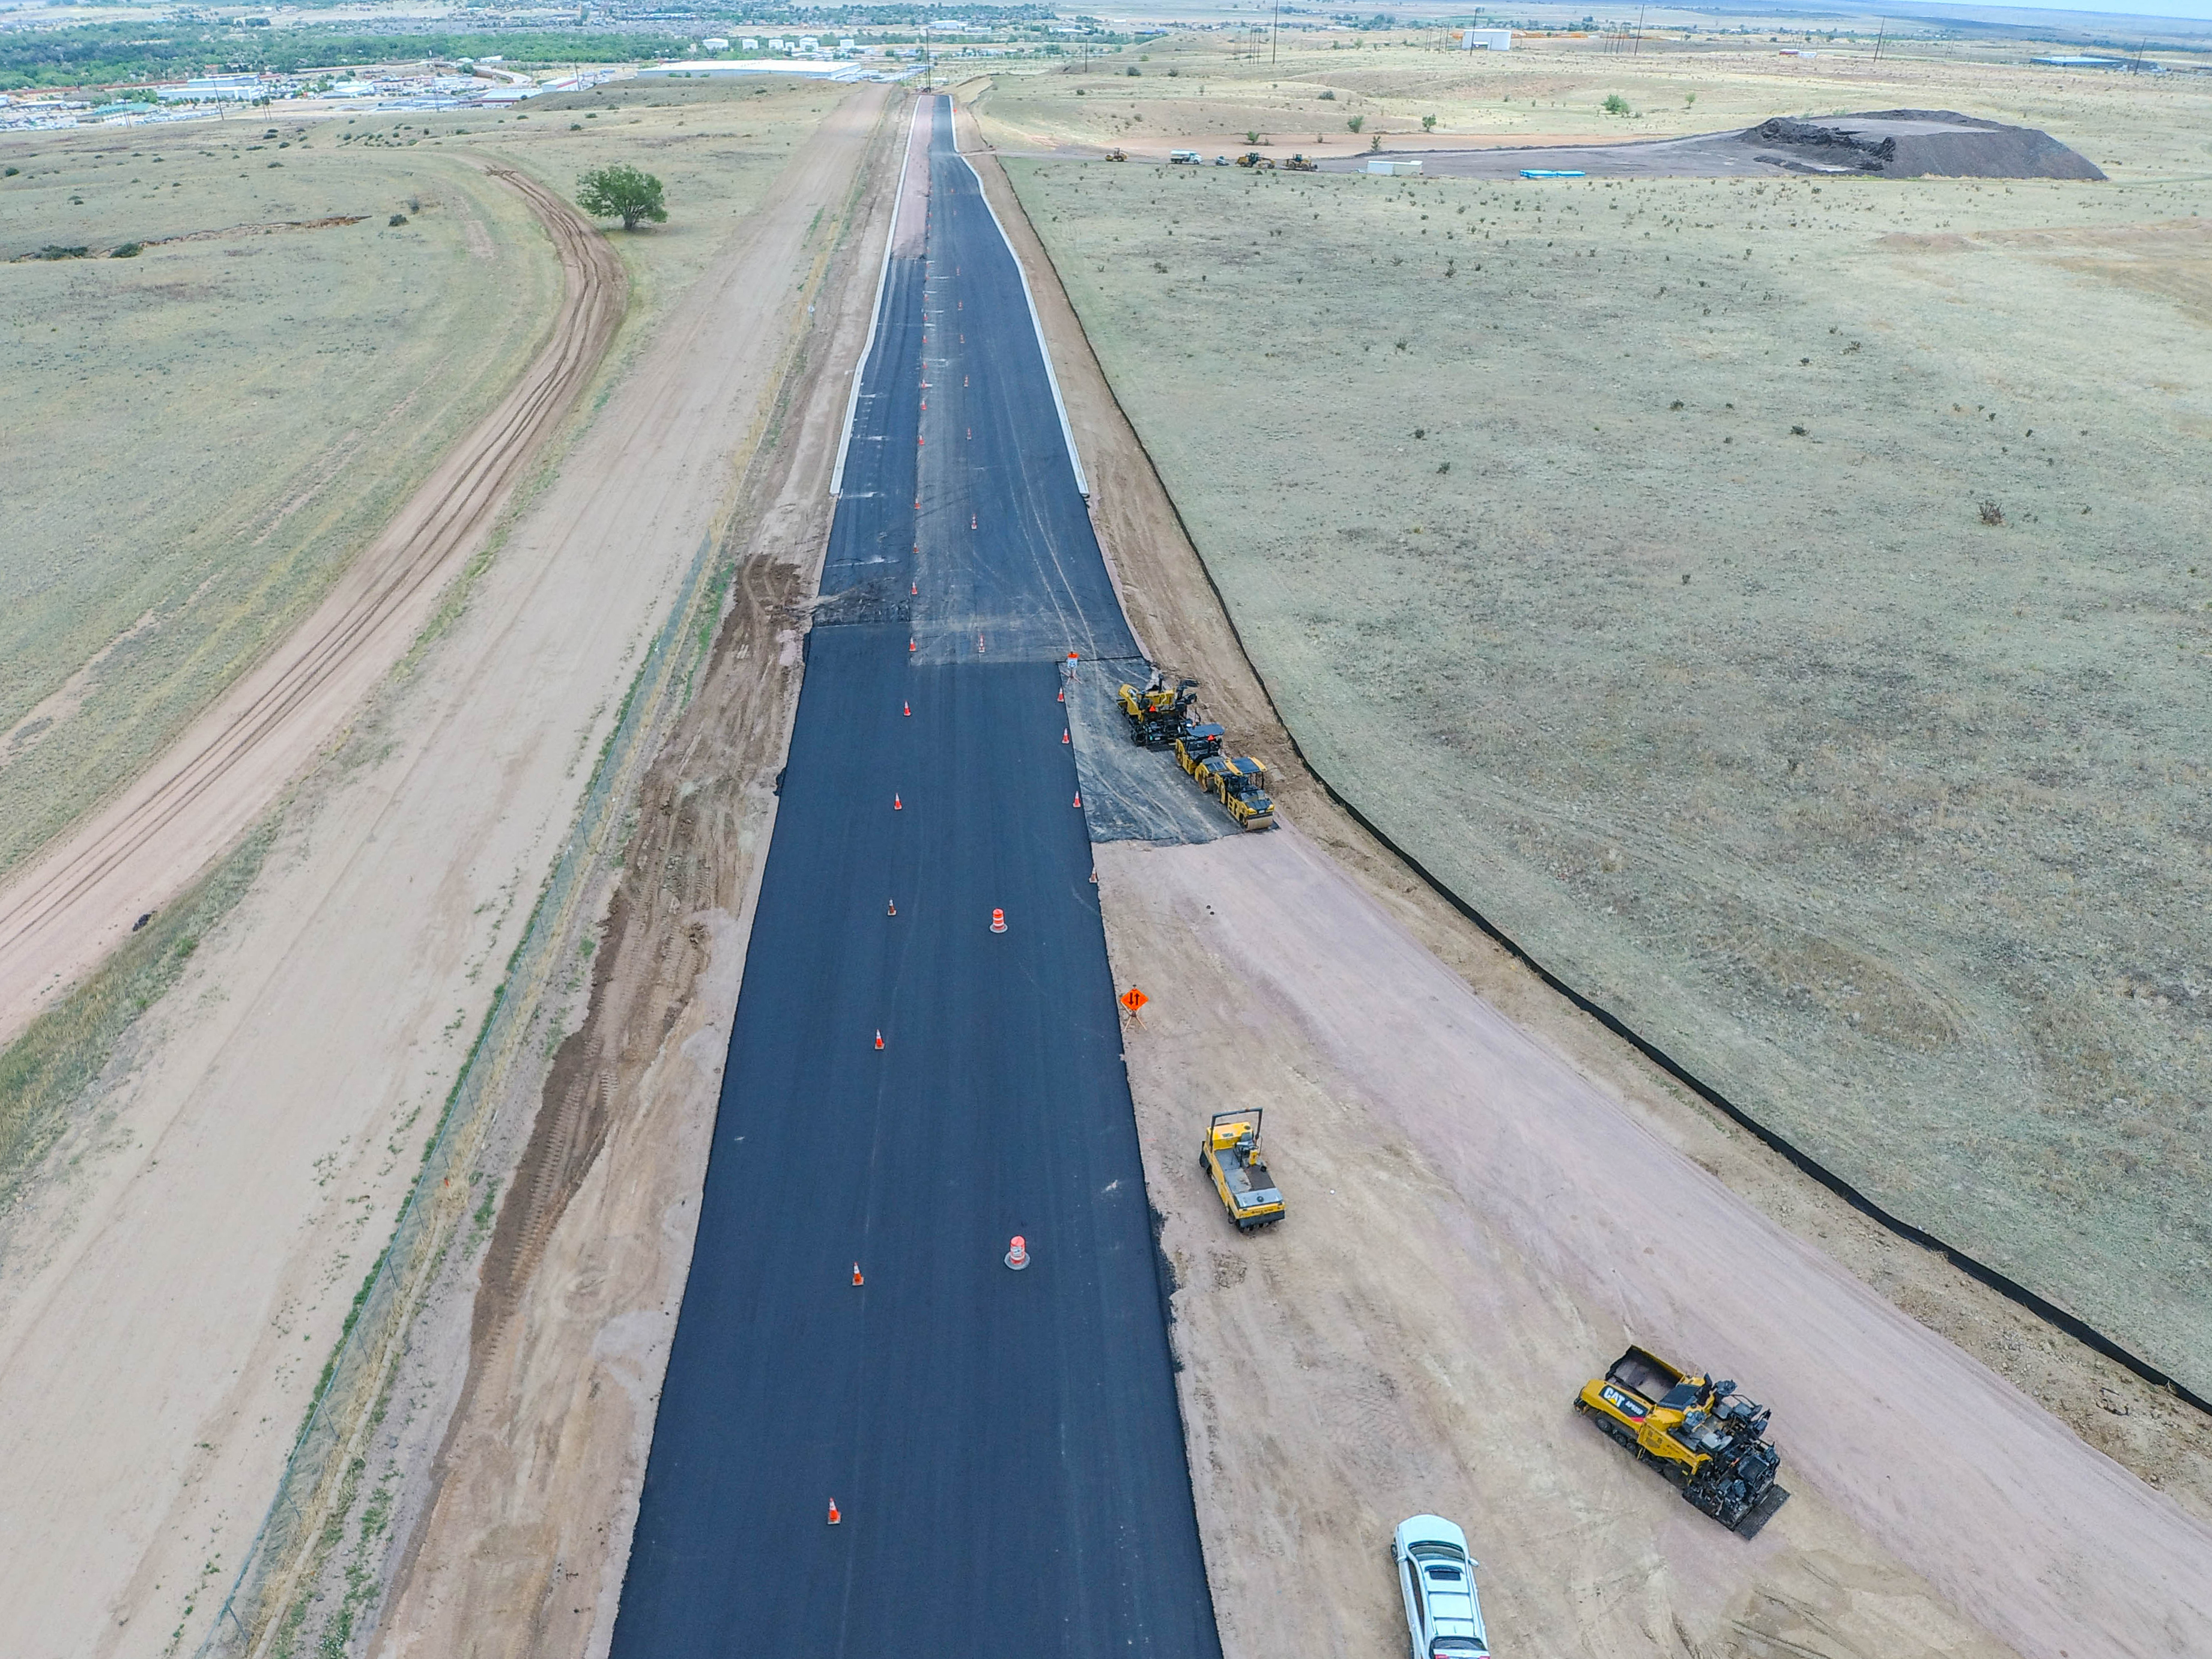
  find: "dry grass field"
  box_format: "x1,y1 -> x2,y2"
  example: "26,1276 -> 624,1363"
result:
998,47 -> 2212,1398
0,127 -> 558,883
0,77 -> 835,891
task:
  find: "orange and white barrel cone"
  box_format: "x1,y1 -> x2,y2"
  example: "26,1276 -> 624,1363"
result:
1005,1236 -> 1029,1270
990,908 -> 1007,935
874,1030 -> 885,1051
828,1499 -> 842,1525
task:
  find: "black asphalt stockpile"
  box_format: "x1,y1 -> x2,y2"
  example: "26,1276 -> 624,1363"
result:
610,100 -> 1222,1658
1744,110 -> 2106,180
1328,109 -> 2104,182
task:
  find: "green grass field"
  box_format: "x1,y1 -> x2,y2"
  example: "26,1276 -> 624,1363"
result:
1002,48 -> 2212,1395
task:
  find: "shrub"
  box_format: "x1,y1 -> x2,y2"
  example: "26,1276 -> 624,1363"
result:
1126,65 -> 1140,76
1422,114 -> 1437,132
1319,89 -> 1336,100
1603,94 -> 1631,116
1347,115 -> 1364,133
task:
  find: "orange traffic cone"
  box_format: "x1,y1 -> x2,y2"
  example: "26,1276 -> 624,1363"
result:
886,899 -> 897,917
990,909 -> 1007,935
874,1030 -> 885,1051
903,701 -> 911,717
1073,793 -> 1083,810
911,581 -> 918,596
828,1499 -> 842,1525
909,637 -> 918,654
1005,1236 -> 1030,1270
1062,729 -> 1070,745
852,1263 -> 864,1287
1057,687 -> 1064,703
893,794 -> 903,811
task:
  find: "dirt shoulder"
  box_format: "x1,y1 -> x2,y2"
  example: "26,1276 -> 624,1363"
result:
364,88 -> 905,1659
955,96 -> 2212,1657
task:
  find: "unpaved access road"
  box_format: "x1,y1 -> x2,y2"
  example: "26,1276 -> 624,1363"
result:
0,91 -> 884,1659
0,162 -> 622,1045
1103,826 -> 2212,1659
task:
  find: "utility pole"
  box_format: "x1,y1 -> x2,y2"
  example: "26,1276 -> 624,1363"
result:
1633,2 -> 1645,56
1872,16 -> 1886,62
1271,0 -> 1279,66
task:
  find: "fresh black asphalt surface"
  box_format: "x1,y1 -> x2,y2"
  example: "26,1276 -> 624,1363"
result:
609,99 -> 1224,1658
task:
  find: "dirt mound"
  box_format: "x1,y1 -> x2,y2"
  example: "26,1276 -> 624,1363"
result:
1741,110 -> 2104,180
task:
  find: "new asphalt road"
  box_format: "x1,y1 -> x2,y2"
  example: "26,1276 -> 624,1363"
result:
609,99 -> 1223,1657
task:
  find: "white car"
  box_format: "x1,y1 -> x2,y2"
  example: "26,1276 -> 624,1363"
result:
1391,1514 -> 1491,1659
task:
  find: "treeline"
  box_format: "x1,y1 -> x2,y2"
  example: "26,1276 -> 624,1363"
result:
0,26 -> 691,92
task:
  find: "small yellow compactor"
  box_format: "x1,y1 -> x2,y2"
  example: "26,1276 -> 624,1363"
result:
1575,1347 -> 1789,1536
1199,1110 -> 1285,1231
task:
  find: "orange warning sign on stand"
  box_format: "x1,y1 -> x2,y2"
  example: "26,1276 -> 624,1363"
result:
1120,987 -> 1150,1016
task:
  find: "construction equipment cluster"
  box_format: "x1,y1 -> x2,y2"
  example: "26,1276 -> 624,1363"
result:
1115,672 -> 1277,831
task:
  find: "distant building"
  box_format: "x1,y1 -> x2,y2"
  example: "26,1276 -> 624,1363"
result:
1461,28 -> 1511,50
2031,54 -> 2130,70
157,73 -> 262,102
702,37 -> 729,50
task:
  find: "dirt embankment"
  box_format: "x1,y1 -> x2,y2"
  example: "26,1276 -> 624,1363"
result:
954,95 -> 2212,1658
0,161 -> 623,1044
365,87 -> 905,1659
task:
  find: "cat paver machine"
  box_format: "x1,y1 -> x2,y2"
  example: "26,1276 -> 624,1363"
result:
1576,1346 -> 1790,1536
1200,1110 -> 1285,1231
1117,672 -> 1201,748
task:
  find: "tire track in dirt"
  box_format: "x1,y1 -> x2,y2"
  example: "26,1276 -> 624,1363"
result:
0,163 -> 625,1041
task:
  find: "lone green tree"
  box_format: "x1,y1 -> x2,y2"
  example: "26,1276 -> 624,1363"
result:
577,163 -> 667,231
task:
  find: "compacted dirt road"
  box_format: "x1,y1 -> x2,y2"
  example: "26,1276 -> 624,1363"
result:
1103,827 -> 2212,1659
0,163 -> 622,1045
